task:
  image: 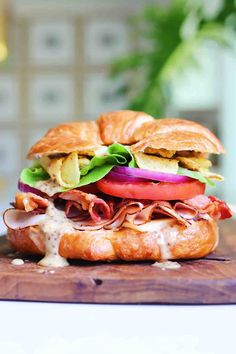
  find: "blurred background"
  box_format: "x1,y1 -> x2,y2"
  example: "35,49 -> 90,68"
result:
0,0 -> 235,220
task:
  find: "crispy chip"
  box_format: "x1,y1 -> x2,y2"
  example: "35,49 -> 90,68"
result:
40,152 -> 80,188
144,148 -> 176,158
134,152 -> 179,174
201,171 -> 224,181
177,157 -> 212,171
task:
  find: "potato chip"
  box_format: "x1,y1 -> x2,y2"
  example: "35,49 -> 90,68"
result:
177,157 -> 212,171
134,152 -> 179,174
144,148 -> 176,158
40,152 -> 80,188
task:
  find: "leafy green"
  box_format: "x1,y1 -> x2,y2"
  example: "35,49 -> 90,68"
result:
20,166 -> 50,187
78,165 -> 113,187
20,143 -> 217,191
78,143 -> 136,186
20,143 -> 136,189
111,0 -> 235,117
178,167 -> 216,187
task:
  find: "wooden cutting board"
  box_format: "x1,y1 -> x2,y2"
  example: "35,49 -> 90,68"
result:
0,220 -> 236,304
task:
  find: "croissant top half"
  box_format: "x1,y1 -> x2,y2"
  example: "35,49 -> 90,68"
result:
27,110 -> 224,160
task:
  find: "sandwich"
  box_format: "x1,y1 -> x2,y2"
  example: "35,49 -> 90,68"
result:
3,110 -> 233,267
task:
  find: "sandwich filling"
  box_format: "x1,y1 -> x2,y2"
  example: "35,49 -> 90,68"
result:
4,128 -> 233,267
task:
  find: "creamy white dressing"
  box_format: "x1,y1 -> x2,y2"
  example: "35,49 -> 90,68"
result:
11,258 -> 24,266
38,202 -> 74,267
36,204 -> 179,267
35,180 -> 63,197
95,146 -> 108,156
156,232 -> 172,260
152,261 -> 181,270
36,269 -> 56,274
158,226 -> 178,260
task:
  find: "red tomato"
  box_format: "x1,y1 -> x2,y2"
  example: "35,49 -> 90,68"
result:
96,178 -> 205,200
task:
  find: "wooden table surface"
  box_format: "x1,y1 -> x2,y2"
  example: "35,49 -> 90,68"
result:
0,220 -> 236,304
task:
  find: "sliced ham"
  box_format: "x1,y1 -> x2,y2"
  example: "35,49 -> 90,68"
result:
3,208 -> 46,230
105,202 -> 143,230
126,200 -> 190,226
4,189 -> 233,232
125,201 -> 188,225
15,192 -> 49,212
154,205 -> 190,227
184,195 -> 211,210
60,190 -> 111,222
126,203 -> 158,225
73,202 -> 143,231
65,201 -> 89,221
174,202 -> 198,220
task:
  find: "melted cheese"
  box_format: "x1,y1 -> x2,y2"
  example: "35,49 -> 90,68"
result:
38,202 -> 74,267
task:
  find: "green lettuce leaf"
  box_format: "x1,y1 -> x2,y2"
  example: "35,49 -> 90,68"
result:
78,143 -> 136,186
20,143 -> 136,188
21,144 -> 215,191
20,166 -> 50,187
78,165 -> 114,187
178,168 -> 216,187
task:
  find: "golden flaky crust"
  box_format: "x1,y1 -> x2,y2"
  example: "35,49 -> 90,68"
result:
26,112 -> 224,159
27,121 -> 104,159
131,130 -> 223,155
97,110 -> 154,145
133,118 -> 224,154
7,219 -> 218,261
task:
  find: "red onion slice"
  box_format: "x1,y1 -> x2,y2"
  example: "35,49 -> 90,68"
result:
107,171 -> 146,183
18,180 -> 45,197
3,208 -> 46,230
113,166 -> 192,183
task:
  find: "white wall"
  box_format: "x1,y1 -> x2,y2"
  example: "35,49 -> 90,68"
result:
221,45 -> 236,204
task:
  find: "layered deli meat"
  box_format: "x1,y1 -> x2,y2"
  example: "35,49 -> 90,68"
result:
3,113 -> 233,266
5,141 -> 232,231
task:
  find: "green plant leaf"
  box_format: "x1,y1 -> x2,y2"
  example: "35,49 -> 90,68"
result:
110,0 -> 235,117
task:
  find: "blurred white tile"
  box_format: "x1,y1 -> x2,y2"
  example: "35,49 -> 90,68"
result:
0,174 -> 18,226
27,128 -> 49,151
85,20 -> 128,65
29,20 -> 74,65
29,75 -> 74,121
172,44 -> 220,110
0,131 -> 19,173
84,73 -> 128,117
0,75 -> 18,122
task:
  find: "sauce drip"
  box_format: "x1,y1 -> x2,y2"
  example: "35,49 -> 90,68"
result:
38,202 -> 74,267
35,180 -> 62,197
152,261 -> 181,270
156,232 -> 172,260
11,258 -> 25,266
150,220 -> 178,261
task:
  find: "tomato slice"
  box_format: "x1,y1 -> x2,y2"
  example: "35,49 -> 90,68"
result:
96,178 -> 205,200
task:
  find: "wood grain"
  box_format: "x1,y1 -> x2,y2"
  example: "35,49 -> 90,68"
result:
0,220 -> 236,304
